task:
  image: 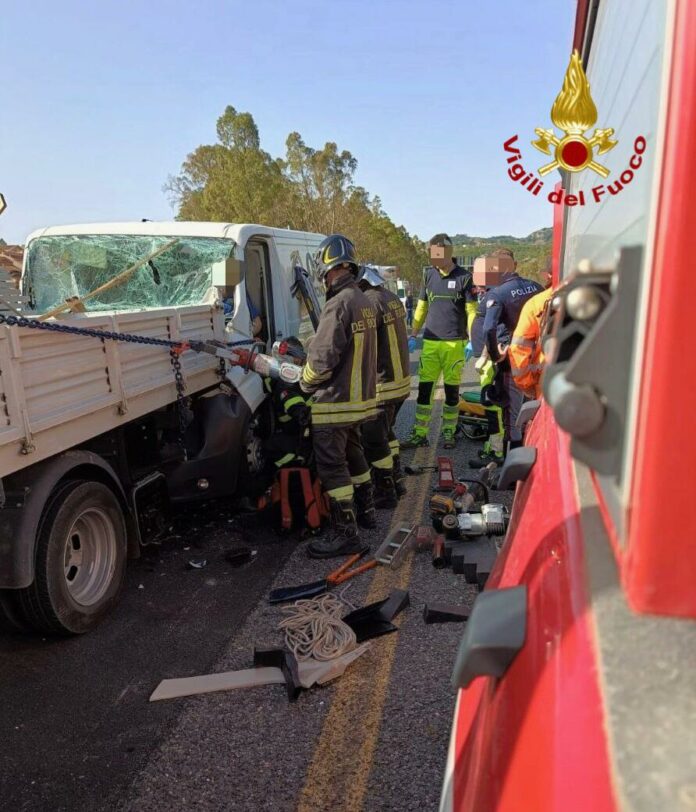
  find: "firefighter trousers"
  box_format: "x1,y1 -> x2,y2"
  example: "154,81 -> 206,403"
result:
312,424 -> 371,501
502,369 -> 524,444
361,397 -> 406,469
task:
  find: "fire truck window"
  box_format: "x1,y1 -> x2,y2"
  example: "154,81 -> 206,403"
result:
559,0 -> 670,521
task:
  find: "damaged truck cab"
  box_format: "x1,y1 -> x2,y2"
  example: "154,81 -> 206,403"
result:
0,221 -> 324,634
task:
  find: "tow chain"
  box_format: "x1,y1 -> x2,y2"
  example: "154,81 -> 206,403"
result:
0,312 -> 257,455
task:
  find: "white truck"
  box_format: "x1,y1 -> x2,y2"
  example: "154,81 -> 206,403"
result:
0,221 -> 325,635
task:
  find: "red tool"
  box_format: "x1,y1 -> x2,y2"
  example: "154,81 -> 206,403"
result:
436,457 -> 455,491
269,549 -> 375,604
173,340 -> 302,384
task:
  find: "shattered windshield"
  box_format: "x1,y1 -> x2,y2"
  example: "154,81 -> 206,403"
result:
23,234 -> 235,313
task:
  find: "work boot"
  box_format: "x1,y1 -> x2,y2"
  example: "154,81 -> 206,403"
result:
441,429 -> 457,449
307,499 -> 365,559
401,431 -> 429,449
392,455 -> 407,498
354,483 -> 377,529
373,468 -> 398,509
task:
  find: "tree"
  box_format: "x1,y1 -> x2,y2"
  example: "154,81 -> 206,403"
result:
167,105 -> 427,279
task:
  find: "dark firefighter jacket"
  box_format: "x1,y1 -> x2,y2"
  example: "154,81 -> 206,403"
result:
300,273 -> 378,426
363,286 -> 410,403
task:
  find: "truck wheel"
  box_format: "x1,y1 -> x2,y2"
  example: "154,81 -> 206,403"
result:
18,480 -> 127,635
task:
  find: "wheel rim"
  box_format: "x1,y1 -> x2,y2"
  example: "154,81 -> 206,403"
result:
63,507 -> 118,606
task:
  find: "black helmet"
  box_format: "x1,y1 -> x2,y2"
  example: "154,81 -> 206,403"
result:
314,234 -> 358,284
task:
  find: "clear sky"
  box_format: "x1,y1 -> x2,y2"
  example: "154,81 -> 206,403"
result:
1,0 -> 574,245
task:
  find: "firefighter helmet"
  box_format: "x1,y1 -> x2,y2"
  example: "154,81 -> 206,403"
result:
314,234 -> 359,284
357,264 -> 385,289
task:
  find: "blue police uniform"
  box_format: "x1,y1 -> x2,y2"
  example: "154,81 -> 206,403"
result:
482,274 -> 543,444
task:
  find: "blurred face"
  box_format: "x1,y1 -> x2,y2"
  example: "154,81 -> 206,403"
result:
430,243 -> 453,269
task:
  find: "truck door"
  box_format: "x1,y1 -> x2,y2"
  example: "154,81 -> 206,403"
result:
292,263 -> 322,333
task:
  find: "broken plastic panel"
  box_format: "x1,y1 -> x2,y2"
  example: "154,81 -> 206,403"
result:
23,234 -> 235,313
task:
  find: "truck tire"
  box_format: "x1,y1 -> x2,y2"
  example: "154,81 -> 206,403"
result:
17,480 -> 127,635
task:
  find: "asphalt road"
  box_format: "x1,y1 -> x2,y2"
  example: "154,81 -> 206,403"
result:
0,356 -> 511,812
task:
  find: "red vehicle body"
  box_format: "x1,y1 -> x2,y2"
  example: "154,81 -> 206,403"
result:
441,1 -> 696,809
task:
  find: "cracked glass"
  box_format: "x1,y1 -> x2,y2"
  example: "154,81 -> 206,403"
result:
23,234 -> 235,313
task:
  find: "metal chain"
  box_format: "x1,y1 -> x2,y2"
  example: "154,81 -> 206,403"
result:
0,312 -> 260,454
169,349 -> 189,459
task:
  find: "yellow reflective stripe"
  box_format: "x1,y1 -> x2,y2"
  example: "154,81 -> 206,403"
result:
351,471 -> 372,486
327,484 -> 354,500
284,396 -> 305,410
511,364 -> 544,377
274,453 -> 296,467
350,332 -> 364,404
371,455 -> 394,470
278,414 -> 292,423
511,336 -> 536,348
312,407 -> 379,425
302,361 -> 331,384
310,398 -> 378,413
386,323 -> 403,381
376,377 -> 411,394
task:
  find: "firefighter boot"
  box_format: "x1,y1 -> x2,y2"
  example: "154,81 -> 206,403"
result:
392,455 -> 407,498
373,468 -> 398,509
354,483 -> 377,529
307,499 -> 365,559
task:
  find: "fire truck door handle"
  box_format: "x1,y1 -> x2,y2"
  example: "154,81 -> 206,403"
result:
497,447 -> 537,489
451,585 -> 527,690
515,399 -> 541,428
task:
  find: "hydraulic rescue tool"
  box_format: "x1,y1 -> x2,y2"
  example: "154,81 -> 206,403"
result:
173,339 -> 302,384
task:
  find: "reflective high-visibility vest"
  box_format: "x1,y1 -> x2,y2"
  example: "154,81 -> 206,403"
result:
509,287 -> 554,398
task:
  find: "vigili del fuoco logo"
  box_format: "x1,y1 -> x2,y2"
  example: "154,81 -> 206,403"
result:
503,50 -> 646,206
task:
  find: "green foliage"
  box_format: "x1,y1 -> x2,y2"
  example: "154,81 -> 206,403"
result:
167,106 -> 427,280
452,228 -> 552,282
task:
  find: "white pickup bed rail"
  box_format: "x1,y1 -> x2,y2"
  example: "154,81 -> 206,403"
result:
0,305 -> 225,478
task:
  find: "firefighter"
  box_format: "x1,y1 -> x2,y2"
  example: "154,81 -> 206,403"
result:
299,234 -> 378,559
357,265 -> 411,504
481,249 -> 543,452
263,337 -> 312,471
509,285 -> 555,399
403,234 -> 477,449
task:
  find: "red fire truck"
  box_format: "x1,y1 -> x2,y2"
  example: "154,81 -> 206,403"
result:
441,1 -> 696,809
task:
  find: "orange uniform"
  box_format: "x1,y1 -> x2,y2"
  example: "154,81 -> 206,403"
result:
509,287 -> 554,398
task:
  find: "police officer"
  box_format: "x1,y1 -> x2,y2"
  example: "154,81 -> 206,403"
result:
300,234 -> 378,559
481,249 -> 543,453
403,234 -> 477,449
357,265 -> 411,505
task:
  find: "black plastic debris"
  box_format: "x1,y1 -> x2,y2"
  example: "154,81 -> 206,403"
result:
342,589 -> 410,642
253,646 -> 302,701
225,547 -> 256,567
423,603 -> 470,624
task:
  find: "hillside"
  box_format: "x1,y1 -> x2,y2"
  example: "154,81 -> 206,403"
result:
452,227 -> 552,280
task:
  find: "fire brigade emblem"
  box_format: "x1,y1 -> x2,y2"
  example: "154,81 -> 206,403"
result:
532,50 -> 617,177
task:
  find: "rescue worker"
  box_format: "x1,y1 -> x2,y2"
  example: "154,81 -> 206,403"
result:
299,234 -> 378,559
509,277 -> 555,399
263,337 -> 312,471
481,249 -> 543,453
403,234 -> 477,449
357,265 -> 411,504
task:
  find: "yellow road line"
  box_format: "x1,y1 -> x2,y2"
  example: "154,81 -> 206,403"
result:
297,393 -> 444,812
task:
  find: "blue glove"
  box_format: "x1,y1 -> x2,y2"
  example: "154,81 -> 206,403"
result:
408,336 -> 417,353
464,341 -> 473,362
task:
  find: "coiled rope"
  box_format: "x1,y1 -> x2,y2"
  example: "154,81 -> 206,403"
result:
278,594 -> 356,661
